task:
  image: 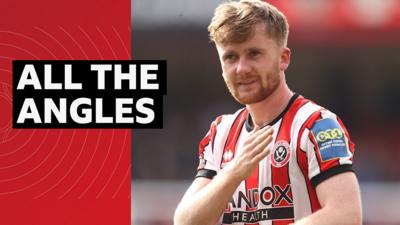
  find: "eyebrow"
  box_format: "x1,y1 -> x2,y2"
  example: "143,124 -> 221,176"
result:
221,50 -> 236,58
246,47 -> 265,53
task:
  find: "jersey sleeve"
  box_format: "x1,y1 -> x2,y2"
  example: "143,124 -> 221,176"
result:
195,116 -> 223,179
301,110 -> 355,187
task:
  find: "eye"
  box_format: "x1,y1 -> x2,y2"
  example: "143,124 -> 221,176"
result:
249,50 -> 261,58
223,53 -> 238,62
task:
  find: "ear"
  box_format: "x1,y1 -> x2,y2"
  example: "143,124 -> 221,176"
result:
280,47 -> 291,71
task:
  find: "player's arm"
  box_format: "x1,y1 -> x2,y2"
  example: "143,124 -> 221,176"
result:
293,115 -> 362,225
292,172 -> 362,225
173,170 -> 242,225
174,126 -> 273,225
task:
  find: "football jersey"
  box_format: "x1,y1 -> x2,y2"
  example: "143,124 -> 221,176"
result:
196,94 -> 355,225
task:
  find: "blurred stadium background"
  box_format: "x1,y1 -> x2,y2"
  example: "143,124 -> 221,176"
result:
131,0 -> 400,224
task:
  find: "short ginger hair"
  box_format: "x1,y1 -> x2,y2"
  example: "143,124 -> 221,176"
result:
208,0 -> 289,47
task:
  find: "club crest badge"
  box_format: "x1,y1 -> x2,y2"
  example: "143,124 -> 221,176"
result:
271,140 -> 291,167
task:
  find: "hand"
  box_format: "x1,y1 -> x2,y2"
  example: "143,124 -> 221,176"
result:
224,126 -> 273,182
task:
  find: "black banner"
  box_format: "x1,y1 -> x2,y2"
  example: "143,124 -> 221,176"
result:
222,207 -> 294,223
13,60 -> 166,128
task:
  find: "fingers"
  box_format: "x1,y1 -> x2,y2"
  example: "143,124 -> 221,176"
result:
227,126 -> 274,180
249,134 -> 272,159
252,145 -> 271,164
247,126 -> 274,150
245,125 -> 271,143
243,127 -> 261,145
236,126 -> 273,165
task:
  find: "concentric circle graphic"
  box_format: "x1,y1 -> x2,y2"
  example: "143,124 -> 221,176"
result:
0,26 -> 131,199
0,81 -> 13,142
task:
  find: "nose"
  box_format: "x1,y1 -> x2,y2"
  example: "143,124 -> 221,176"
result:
236,57 -> 251,75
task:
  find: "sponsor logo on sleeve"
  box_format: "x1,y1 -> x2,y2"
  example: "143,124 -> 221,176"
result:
311,118 -> 350,161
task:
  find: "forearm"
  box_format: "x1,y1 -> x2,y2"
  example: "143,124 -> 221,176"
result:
174,126 -> 273,225
174,169 -> 241,225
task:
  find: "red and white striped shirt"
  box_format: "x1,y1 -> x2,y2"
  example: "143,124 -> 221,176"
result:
196,94 -> 355,225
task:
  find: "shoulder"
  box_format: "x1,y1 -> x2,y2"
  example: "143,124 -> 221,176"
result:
300,98 -> 349,135
199,107 -> 247,150
209,107 -> 247,130
293,96 -> 346,130
293,96 -> 353,152
293,97 -> 356,187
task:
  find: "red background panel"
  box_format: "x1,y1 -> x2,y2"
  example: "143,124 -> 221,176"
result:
0,0 -> 131,224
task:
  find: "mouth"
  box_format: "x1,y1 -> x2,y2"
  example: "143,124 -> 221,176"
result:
237,79 -> 257,86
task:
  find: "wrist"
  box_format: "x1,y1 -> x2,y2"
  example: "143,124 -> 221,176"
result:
220,163 -> 244,184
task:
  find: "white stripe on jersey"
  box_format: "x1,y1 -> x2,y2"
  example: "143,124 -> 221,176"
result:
289,101 -> 322,220
300,128 -> 322,180
307,130 -> 321,181
260,119 -> 281,225
203,109 -> 244,172
231,119 -> 282,225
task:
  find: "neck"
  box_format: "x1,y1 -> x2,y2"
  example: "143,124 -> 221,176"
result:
246,75 -> 293,128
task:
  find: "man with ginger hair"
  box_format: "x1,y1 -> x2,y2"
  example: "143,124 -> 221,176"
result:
174,0 -> 362,225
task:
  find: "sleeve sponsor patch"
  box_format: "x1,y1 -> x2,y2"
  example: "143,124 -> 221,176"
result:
311,118 -> 350,161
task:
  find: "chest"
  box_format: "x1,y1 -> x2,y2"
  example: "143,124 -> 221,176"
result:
216,120 -> 298,171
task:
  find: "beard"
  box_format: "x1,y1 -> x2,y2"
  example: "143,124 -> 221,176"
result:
224,64 -> 281,105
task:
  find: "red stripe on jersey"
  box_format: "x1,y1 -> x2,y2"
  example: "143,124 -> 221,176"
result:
216,109 -> 255,224
221,109 -> 248,218
198,115 -> 223,158
244,164 -> 259,225
277,96 -> 309,141
271,96 -> 309,225
303,111 -> 324,170
220,109 -> 248,169
296,110 -> 323,212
